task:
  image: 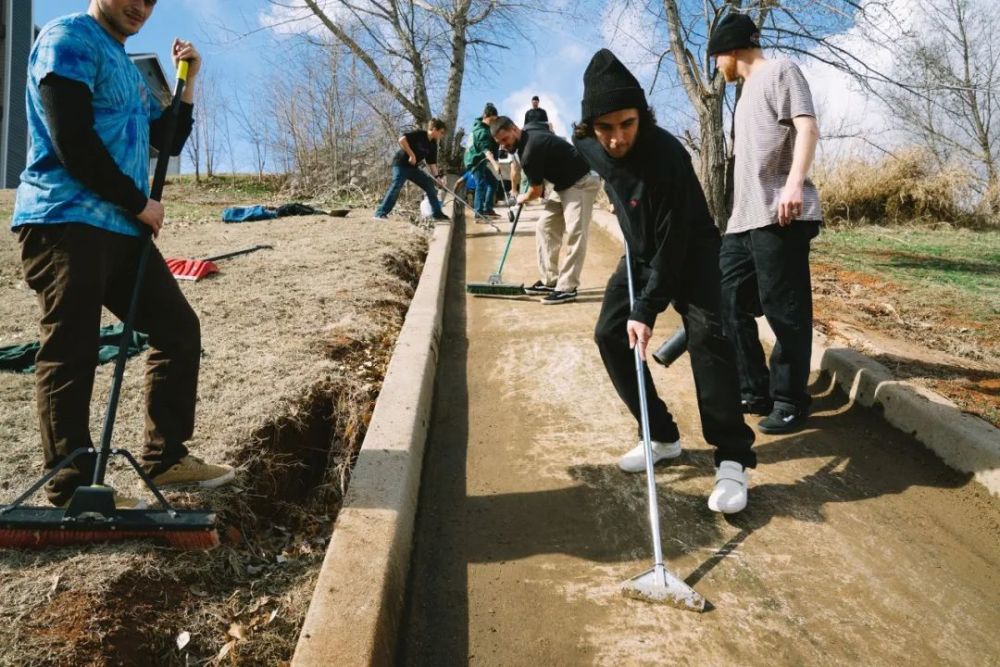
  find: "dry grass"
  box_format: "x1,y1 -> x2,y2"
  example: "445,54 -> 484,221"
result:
814,148 -> 997,229
0,180 -> 428,665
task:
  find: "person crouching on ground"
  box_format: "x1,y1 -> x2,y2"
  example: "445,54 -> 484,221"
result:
490,116 -> 600,305
465,103 -> 502,219
11,0 -> 235,509
572,49 -> 755,513
374,118 -> 450,222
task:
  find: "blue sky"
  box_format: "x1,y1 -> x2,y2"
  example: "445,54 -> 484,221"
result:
30,1 -> 637,171
31,1 -> 878,170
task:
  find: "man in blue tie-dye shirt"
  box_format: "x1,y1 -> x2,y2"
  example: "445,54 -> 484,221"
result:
12,0 -> 234,508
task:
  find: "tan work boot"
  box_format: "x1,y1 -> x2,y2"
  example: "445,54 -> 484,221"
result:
59,488 -> 148,510
150,455 -> 236,489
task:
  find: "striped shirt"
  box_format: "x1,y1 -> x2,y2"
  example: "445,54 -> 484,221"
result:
728,59 -> 822,234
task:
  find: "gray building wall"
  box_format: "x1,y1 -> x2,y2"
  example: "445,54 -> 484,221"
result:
1,0 -> 33,188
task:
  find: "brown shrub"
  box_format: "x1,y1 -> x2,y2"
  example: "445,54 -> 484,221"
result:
815,148 -> 997,228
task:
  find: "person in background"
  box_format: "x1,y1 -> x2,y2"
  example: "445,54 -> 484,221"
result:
491,116 -> 599,305
523,95 -> 550,128
374,118 -> 450,222
465,103 -> 502,219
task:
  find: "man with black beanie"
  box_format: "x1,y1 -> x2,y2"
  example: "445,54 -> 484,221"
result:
573,48 -> 755,514
708,13 -> 822,434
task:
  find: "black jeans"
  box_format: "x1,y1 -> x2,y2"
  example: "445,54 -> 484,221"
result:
19,223 -> 200,505
595,247 -> 756,469
719,221 -> 820,414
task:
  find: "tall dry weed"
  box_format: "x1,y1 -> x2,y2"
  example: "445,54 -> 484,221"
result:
815,148 -> 996,228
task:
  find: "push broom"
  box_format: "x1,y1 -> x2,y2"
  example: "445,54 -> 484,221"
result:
620,242 -> 706,611
465,201 -> 526,296
0,60 -> 219,551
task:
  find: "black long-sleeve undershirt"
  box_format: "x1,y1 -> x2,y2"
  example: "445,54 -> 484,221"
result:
38,73 -> 194,215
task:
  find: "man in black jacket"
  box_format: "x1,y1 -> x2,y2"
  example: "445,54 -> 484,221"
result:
11,0 -> 234,508
572,49 -> 754,513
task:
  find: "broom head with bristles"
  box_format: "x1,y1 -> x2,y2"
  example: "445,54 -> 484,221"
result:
466,272 -> 524,296
0,505 -> 220,550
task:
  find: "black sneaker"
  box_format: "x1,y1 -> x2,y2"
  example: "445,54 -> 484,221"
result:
524,280 -> 555,295
757,406 -> 807,434
541,288 -> 577,305
741,398 -> 774,416
432,213 -> 450,221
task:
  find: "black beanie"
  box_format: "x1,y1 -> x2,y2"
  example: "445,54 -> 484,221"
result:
581,49 -> 648,122
707,13 -> 761,56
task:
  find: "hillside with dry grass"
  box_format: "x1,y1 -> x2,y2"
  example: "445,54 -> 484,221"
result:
0,179 -> 429,665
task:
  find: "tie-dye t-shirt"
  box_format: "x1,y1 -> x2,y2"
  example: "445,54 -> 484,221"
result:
12,13 -> 163,237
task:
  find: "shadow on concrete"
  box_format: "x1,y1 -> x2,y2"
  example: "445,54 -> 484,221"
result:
396,253 -> 974,662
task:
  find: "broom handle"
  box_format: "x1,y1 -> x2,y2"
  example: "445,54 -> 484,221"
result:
93,61 -> 189,486
624,242 -> 667,585
492,202 -> 524,275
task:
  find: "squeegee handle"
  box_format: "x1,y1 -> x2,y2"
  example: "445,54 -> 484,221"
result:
625,242 -> 667,579
93,61 -> 189,486
492,203 -> 524,276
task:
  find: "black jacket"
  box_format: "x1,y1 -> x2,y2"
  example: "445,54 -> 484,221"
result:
573,125 -> 720,326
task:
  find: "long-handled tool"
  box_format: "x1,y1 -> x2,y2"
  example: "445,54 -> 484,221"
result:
620,242 -> 706,611
0,60 -> 219,551
417,160 -> 489,220
494,159 -> 517,223
465,202 -> 526,296
167,244 -> 274,281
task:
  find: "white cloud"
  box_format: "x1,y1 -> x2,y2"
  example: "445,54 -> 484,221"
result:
599,0 -> 659,80
797,0 -> 942,161
258,0 -> 346,38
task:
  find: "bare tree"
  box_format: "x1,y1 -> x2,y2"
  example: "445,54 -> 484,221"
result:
883,0 -> 1000,207
616,0 -> 910,229
233,91 -> 271,181
267,0 -> 542,169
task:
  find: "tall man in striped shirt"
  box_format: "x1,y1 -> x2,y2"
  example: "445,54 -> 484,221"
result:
709,13 -> 823,435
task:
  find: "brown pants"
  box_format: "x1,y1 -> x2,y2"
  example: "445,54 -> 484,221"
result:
18,223 -> 200,505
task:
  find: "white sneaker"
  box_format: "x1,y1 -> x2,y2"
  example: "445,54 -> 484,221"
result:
708,461 -> 748,514
618,438 -> 682,473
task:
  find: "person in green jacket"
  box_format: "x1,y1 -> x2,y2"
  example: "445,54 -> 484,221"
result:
465,103 -> 502,218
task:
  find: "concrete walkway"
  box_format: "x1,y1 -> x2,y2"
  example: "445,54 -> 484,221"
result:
398,207 -> 1000,666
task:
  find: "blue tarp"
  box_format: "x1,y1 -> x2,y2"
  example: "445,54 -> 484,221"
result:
222,205 -> 278,223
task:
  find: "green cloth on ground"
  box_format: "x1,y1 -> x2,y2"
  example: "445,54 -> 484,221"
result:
0,323 -> 150,374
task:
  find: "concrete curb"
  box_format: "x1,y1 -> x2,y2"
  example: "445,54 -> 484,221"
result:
590,209 -> 1000,496
291,202 -> 458,666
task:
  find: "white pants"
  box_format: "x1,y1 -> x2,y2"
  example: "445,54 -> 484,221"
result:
534,173 -> 600,292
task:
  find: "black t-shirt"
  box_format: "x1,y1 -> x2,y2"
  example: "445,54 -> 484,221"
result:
516,126 -> 589,192
524,107 -> 549,125
392,130 -> 438,167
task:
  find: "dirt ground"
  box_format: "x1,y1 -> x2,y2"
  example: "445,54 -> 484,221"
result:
0,184 -> 428,665
810,256 -> 1000,429
399,206 -> 1000,666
